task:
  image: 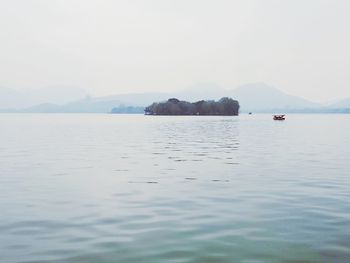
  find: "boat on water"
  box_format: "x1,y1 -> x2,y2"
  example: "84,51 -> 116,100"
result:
273,114 -> 286,120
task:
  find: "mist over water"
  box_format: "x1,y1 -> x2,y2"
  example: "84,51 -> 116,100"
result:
0,114 -> 349,263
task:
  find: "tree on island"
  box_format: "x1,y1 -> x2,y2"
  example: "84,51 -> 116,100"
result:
145,97 -> 239,115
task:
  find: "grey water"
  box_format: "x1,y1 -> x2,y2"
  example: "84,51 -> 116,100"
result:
0,114 -> 349,263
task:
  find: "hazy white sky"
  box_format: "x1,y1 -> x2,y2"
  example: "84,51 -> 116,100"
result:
1,0 -> 349,102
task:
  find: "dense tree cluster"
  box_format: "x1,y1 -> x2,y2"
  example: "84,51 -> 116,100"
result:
145,97 -> 239,115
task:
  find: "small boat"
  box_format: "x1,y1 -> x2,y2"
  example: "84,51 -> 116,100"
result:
273,114 -> 285,120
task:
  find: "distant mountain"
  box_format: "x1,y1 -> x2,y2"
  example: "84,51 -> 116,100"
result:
22,98 -> 124,113
0,86 -> 87,109
89,83 -> 229,107
229,83 -> 321,112
22,103 -> 62,113
2,82 -> 349,113
95,83 -> 321,112
328,98 -> 350,108
93,92 -> 170,107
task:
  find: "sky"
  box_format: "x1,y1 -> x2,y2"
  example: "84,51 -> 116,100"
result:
0,0 -> 349,102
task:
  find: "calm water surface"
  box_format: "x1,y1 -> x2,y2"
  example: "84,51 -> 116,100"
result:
0,114 -> 349,263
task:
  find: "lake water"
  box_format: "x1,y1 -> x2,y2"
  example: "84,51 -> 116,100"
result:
0,114 -> 349,263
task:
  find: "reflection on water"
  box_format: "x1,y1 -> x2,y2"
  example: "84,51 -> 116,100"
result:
0,114 -> 350,263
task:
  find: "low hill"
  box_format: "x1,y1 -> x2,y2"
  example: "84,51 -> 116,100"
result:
328,98 -> 350,108
229,83 -> 321,112
22,98 -> 123,113
0,86 -> 87,109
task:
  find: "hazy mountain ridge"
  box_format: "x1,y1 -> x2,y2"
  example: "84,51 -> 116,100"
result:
1,83 -> 349,113
229,83 -> 322,112
0,86 -> 88,109
328,98 -> 350,108
20,98 -> 124,113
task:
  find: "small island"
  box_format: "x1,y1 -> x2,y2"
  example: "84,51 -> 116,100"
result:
145,97 -> 239,116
